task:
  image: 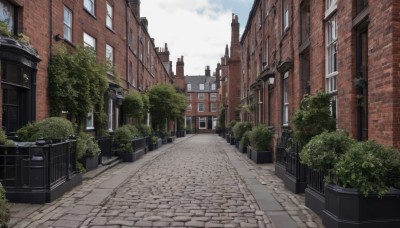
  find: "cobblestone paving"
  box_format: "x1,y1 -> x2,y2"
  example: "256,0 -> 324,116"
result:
10,134 -> 323,228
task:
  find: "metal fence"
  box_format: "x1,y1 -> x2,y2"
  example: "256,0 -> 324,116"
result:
132,137 -> 145,151
96,136 -> 114,158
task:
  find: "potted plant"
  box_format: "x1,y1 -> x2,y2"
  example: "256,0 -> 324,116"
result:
248,125 -> 273,163
229,120 -> 237,145
300,131 -> 355,217
148,136 -> 158,151
239,131 -> 250,154
113,125 -> 138,162
17,117 -> 75,142
233,122 -> 252,150
76,132 -> 101,172
322,140 -> 400,228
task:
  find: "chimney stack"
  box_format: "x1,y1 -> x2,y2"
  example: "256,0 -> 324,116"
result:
128,0 -> 140,18
205,65 -> 211,76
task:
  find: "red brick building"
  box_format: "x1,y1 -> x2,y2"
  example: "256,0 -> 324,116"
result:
240,0 -> 400,152
0,0 -> 173,134
218,14 -> 242,128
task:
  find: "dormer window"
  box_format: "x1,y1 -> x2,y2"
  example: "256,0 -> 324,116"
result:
199,84 -> 204,90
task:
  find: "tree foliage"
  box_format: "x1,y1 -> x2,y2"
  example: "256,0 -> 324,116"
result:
123,91 -> 144,119
147,84 -> 187,128
48,45 -> 109,129
292,91 -> 336,146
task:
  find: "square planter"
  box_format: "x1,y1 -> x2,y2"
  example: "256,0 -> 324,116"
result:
119,152 -> 135,162
323,184 -> 400,228
148,143 -> 157,151
251,149 -> 272,164
246,146 -> 252,159
81,154 -> 99,172
230,137 -> 236,145
235,141 -> 240,149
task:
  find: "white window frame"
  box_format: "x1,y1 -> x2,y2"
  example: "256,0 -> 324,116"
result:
106,2 -> 113,29
199,117 -> 206,129
106,44 -> 113,64
283,72 -> 289,126
211,103 -> 217,112
212,117 -> 217,129
108,98 -> 113,131
186,104 -> 192,111
325,0 -> 337,18
86,109 -> 95,130
210,93 -> 217,101
83,32 -> 96,51
187,84 -> 192,91
84,0 -> 95,16
211,83 -> 216,90
199,84 -> 205,91
198,93 -> 205,100
198,103 -> 204,112
63,6 -> 72,42
282,0 -> 289,32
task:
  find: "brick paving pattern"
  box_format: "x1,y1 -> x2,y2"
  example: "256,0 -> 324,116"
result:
9,134 -> 322,228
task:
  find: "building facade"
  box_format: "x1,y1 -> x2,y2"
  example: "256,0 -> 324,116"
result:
0,0 -> 173,135
239,0 -> 400,155
183,65 -> 220,134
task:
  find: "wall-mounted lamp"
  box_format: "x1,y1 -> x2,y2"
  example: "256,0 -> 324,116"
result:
54,34 -> 64,41
268,77 -> 275,85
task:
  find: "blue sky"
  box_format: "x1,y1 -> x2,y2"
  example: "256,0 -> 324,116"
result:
141,0 -> 253,75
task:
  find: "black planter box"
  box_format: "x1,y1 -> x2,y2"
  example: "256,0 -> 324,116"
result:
251,149 -> 272,164
238,144 -> 247,153
323,184 -> 400,228
148,143 -> 157,151
274,163 -> 286,180
230,137 -> 236,145
81,154 -> 99,172
246,147 -> 252,159
167,136 -> 176,143
119,149 -> 145,162
305,187 -> 325,218
235,141 -> 240,149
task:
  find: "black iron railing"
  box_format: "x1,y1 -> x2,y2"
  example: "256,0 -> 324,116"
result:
307,167 -> 329,195
132,137 -> 145,151
276,131 -> 291,166
96,136 -> 114,158
285,142 -> 307,183
0,140 -> 78,194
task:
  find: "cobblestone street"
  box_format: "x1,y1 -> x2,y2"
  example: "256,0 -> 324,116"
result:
10,134 -> 322,228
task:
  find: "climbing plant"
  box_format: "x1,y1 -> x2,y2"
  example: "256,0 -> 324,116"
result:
48,45 -> 109,130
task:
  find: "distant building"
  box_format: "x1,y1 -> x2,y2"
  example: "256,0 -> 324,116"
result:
183,66 -> 220,133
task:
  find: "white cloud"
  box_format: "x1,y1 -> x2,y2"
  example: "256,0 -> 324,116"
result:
141,0 -> 233,76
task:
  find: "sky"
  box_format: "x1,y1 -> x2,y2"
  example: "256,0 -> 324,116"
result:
141,0 -> 253,76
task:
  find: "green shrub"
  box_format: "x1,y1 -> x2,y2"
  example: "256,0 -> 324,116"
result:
292,91 -> 336,146
249,125 -> 273,151
17,117 -> 75,142
159,128 -> 169,139
232,122 -> 252,142
76,132 -> 100,159
0,183 -> 10,226
151,136 -> 158,144
113,125 -> 135,153
136,124 -> 151,136
300,131 -> 355,171
333,141 -> 399,197
240,131 -> 251,147
124,125 -> 139,137
123,91 -> 144,119
229,120 -> 237,131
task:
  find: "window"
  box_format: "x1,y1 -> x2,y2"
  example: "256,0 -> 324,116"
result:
198,93 -> 204,100
129,28 -> 133,47
356,0 -> 368,14
106,2 -> 113,29
325,6 -> 338,118
106,44 -> 113,64
283,72 -> 289,126
212,117 -> 217,129
325,0 -> 337,17
263,38 -> 269,68
199,84 -> 205,90
84,0 -> 95,16
128,61 -> 132,84
211,103 -> 217,112
0,0 -> 15,33
108,98 -> 113,131
187,84 -> 192,91
87,109 -> 94,130
300,1 -> 310,45
83,32 -> 96,51
63,6 -> 72,42
198,103 -> 204,112
211,83 -> 216,90
199,117 -> 206,129
282,0 -> 289,31
210,93 -> 217,101
186,104 -> 192,111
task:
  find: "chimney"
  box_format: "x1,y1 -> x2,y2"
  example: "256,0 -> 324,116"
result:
128,0 -> 140,18
175,56 -> 185,91
141,17 -> 148,30
216,63 -> 221,82
205,66 -> 211,76
157,43 -> 170,63
225,44 -> 229,57
230,13 -> 240,60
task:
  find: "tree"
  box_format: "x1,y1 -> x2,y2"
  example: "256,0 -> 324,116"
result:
147,84 -> 187,130
48,45 -> 109,130
123,91 -> 144,119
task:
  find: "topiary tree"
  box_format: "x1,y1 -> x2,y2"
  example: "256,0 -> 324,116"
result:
17,117 -> 75,141
232,122 -> 252,142
292,91 -> 336,146
48,45 -> 109,130
76,132 -> 101,159
113,125 -> 139,153
249,125 -> 273,151
147,84 -> 186,130
218,106 -> 226,130
141,93 -> 150,122
123,91 -> 144,119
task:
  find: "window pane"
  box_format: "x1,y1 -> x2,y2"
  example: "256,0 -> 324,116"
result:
87,109 -> 94,129
106,2 -> 113,29
84,0 -> 95,15
0,0 -> 14,33
199,84 -> 204,90
106,44 -> 113,63
84,32 -> 96,50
